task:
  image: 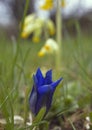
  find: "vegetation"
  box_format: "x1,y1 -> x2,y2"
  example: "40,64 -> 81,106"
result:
0,32 -> 92,129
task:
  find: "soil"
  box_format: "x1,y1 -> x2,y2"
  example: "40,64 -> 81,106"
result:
49,109 -> 91,130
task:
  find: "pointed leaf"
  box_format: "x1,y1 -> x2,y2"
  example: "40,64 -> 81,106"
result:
34,107 -> 46,123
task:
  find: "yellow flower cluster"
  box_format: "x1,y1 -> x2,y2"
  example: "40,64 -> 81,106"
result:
21,14 -> 55,43
40,0 -> 66,10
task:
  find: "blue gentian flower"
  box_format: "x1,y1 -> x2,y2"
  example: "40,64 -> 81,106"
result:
29,68 -> 63,116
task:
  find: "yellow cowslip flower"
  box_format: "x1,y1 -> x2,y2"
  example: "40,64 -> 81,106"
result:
24,14 -> 36,26
21,23 -> 36,38
38,48 -> 47,57
32,36 -> 40,43
46,19 -> 55,35
38,38 -> 59,57
21,15 -> 44,39
21,14 -> 36,38
34,18 -> 44,29
40,0 -> 53,10
21,32 -> 28,39
32,28 -> 42,43
61,0 -> 66,7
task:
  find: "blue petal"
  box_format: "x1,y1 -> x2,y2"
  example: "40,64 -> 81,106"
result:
38,85 -> 52,95
45,70 -> 52,84
51,78 -> 63,91
35,91 -> 53,115
35,94 -> 45,115
29,86 -> 37,114
36,68 -> 44,86
33,74 -> 38,87
46,92 -> 53,114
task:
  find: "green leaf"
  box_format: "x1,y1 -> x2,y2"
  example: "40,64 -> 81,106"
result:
34,107 -> 46,123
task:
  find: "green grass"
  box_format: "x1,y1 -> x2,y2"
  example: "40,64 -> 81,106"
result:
0,33 -> 92,129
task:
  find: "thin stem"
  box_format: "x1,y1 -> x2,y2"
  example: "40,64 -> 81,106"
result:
56,0 -> 62,71
20,0 -> 30,35
11,0 -> 30,88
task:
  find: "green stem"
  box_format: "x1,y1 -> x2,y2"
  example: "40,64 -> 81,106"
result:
11,0 -> 30,86
20,0 -> 30,35
11,0 -> 30,125
56,0 -> 62,71
75,20 -> 81,39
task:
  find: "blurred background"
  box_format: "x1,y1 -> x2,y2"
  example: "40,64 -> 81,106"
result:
0,0 -> 92,38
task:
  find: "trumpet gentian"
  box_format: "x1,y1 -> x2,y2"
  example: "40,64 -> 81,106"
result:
29,68 -> 63,116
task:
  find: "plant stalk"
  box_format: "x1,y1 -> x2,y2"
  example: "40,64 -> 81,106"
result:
56,0 -> 62,71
